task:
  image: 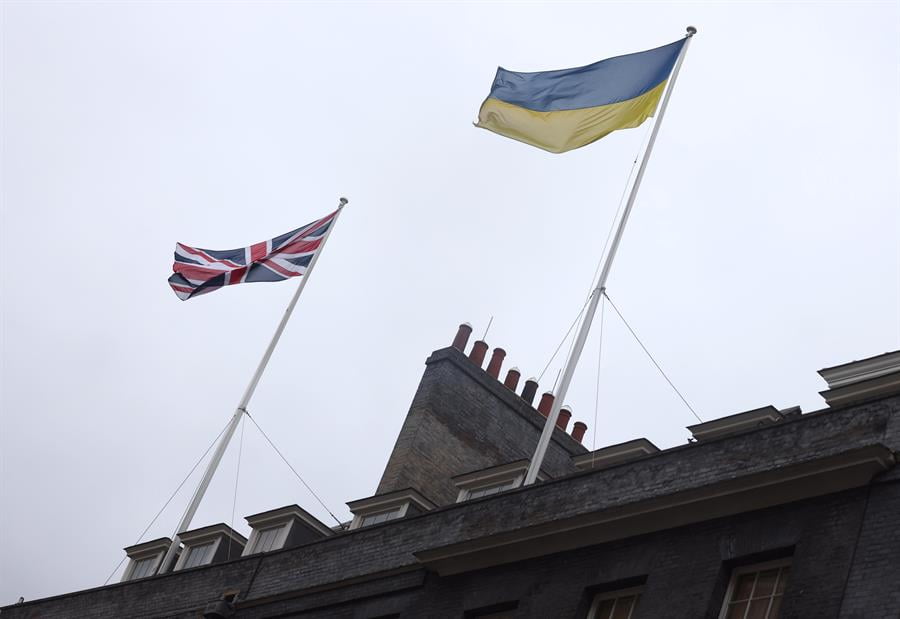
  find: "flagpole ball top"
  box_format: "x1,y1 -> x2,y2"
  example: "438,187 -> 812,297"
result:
686,26 -> 697,36
339,197 -> 349,206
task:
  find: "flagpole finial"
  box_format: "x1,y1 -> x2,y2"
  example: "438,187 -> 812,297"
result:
686,26 -> 697,36
338,197 -> 349,207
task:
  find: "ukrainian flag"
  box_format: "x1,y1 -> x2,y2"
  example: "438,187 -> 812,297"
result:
476,39 -> 686,153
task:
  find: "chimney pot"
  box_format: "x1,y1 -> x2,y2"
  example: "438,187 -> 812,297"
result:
521,378 -> 539,405
504,367 -> 521,391
469,340 -> 489,368
486,347 -> 506,379
571,421 -> 588,443
556,405 -> 572,431
452,322 -> 473,351
537,392 -> 555,417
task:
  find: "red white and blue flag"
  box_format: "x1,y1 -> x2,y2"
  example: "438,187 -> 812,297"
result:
168,210 -> 337,301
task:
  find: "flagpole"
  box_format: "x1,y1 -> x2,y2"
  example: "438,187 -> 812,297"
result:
157,197 -> 348,574
523,28 -> 696,486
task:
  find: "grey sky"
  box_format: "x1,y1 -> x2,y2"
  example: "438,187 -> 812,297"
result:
1,0 -> 898,605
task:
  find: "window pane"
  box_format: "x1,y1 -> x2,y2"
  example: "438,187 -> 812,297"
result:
768,596 -> 783,617
130,557 -> 155,579
726,601 -> 748,619
733,574 -> 757,601
745,598 -> 769,619
468,481 -> 515,500
752,569 -> 779,598
775,568 -> 790,594
184,542 -> 213,568
594,599 -> 615,619
611,596 -> 635,619
360,508 -> 402,527
255,526 -> 282,553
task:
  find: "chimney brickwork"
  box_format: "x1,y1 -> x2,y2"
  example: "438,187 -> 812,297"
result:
376,347 -> 585,505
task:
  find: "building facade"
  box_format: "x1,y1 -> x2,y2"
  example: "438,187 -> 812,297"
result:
3,325 -> 899,618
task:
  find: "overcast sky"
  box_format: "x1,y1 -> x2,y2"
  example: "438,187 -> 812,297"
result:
2,0 -> 898,605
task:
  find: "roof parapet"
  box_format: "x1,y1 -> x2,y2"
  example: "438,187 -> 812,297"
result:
818,350 -> 900,407
572,438 -> 660,471
687,406 -> 783,441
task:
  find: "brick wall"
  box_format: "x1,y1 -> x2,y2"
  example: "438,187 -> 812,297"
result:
4,384 -> 898,618
376,347 -> 586,505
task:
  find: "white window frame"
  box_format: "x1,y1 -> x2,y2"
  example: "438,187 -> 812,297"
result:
355,504 -> 408,528
458,475 -> 523,502
122,552 -> 164,581
173,537 -> 222,571
587,586 -> 644,619
347,489 -> 435,530
453,460 -> 546,504
245,523 -> 290,555
718,558 -> 792,619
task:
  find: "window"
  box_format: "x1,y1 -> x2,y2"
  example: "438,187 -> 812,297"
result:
359,508 -> 403,527
128,556 -> 157,580
465,479 -> 518,500
719,559 -> 791,619
252,525 -> 284,553
587,587 -> 642,619
182,542 -> 214,569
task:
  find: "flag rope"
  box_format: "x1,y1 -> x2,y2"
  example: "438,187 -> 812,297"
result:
523,28 -> 696,486
603,291 -> 703,423
244,411 -> 346,529
538,299 -> 588,383
227,416 -> 246,561
537,120 -> 653,385
102,417 -> 233,585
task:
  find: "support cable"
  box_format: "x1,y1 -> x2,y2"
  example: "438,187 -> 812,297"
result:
539,123 -> 653,385
227,416 -> 246,561
102,417 -> 233,585
602,291 -> 703,423
587,122 -> 654,296
538,298 -> 588,383
244,411 -> 346,529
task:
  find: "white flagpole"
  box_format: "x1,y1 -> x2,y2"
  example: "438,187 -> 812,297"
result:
523,28 -> 696,486
157,197 -> 348,573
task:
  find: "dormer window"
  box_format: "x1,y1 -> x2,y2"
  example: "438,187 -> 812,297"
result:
182,542 -> 215,569
242,505 -> 333,557
129,556 -> 157,579
121,537 -> 171,582
172,524 -> 246,571
359,508 -> 404,527
252,526 -> 284,553
347,489 -> 436,530
465,479 -> 518,500
453,460 -> 542,503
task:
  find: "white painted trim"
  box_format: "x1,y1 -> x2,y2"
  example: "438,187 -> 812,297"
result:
587,586 -> 644,619
688,407 -> 782,441
819,351 -> 900,388
173,537 -> 222,571
347,488 -> 436,529
242,521 -> 292,556
456,474 -> 524,503
717,558 -> 792,619
244,504 -> 333,537
350,503 -> 410,530
121,552 -> 164,582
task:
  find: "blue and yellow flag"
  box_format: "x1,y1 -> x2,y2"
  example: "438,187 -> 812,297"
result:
476,39 -> 686,153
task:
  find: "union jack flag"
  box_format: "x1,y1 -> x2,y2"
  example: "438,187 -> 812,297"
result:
168,210 -> 337,300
